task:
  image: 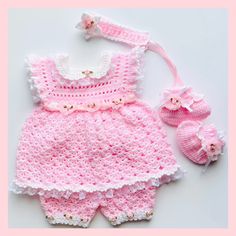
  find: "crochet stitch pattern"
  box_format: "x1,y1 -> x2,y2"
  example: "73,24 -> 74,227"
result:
11,13 -> 185,227
176,120 -> 225,165
159,86 -> 211,127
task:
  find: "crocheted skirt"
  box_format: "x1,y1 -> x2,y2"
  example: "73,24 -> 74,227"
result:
12,101 -> 181,199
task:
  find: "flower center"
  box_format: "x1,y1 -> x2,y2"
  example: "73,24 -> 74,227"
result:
63,104 -> 74,111
112,98 -> 123,105
209,143 -> 216,152
87,103 -> 96,108
85,20 -> 94,29
82,70 -> 93,77
170,97 -> 181,105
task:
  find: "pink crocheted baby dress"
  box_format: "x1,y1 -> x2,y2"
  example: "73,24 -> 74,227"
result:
12,13 -> 184,227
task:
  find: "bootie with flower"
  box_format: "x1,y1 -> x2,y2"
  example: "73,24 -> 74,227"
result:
176,120 -> 225,170
159,84 -> 225,170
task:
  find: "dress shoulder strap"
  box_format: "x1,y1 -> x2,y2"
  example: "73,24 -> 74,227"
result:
76,13 -> 184,86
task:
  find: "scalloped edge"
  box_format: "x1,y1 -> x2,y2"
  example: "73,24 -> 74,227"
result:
25,55 -> 43,103
54,53 -> 113,81
10,166 -> 184,200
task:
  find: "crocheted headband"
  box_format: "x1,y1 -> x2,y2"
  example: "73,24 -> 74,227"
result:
76,13 -> 211,126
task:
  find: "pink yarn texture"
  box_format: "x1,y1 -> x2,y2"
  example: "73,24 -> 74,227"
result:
159,86 -> 211,126
176,120 -> 224,165
12,12 -> 185,227
40,186 -> 157,227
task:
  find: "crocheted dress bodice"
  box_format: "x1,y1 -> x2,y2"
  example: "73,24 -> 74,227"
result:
27,48 -> 144,113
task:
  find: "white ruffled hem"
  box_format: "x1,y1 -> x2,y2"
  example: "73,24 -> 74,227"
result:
129,46 -> 146,97
25,55 -> 42,103
10,166 -> 184,200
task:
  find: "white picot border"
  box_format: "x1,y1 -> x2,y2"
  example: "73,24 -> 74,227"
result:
25,55 -> 45,103
108,208 -> 154,226
10,166 -> 184,200
45,213 -> 91,228
54,52 -> 113,81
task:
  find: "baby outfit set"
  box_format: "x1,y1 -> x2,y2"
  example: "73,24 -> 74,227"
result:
11,13 -> 225,227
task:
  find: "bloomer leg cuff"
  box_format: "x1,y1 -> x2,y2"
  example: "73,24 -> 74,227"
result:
100,186 -> 157,226
39,194 -> 99,228
45,213 -> 91,228
108,209 -> 154,226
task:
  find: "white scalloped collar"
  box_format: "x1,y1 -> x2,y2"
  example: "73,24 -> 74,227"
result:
54,53 -> 112,81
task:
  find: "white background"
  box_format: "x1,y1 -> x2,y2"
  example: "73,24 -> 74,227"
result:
8,8 -> 228,228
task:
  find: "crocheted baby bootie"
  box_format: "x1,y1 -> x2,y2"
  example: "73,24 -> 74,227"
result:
159,86 -> 211,126
176,120 -> 225,165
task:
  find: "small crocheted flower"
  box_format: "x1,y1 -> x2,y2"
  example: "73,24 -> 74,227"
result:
112,98 -> 124,109
205,140 -> 224,160
160,86 -> 204,111
86,102 -> 101,112
81,69 -> 94,78
198,124 -> 225,161
59,103 -> 77,115
76,13 -> 101,39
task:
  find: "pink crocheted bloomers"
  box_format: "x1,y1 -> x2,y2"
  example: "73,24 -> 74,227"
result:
12,13 -> 184,227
